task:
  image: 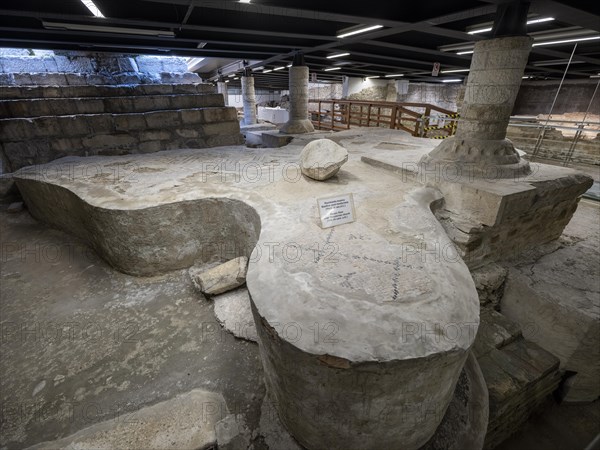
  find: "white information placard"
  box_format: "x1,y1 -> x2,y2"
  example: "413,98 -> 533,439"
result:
317,193 -> 356,229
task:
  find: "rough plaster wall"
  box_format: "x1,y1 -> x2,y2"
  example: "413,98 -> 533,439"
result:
398,83 -> 462,111
308,82 -> 343,99
513,80 -> 600,115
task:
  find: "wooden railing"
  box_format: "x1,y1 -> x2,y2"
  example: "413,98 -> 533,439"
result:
308,99 -> 459,138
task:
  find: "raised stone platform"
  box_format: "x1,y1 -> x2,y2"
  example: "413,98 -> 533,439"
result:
13,139 -> 479,450
362,143 -> 593,268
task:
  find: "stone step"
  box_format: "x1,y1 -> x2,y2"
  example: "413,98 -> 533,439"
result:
0,93 -> 225,119
0,107 -> 242,171
477,338 -> 562,449
0,82 -> 216,100
0,71 -> 202,87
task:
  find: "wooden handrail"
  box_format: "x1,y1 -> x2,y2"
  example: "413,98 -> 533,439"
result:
308,98 -> 459,138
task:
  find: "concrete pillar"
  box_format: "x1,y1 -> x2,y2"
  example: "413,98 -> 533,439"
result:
281,66 -> 315,134
241,76 -> 257,126
217,81 -> 228,106
421,36 -> 532,178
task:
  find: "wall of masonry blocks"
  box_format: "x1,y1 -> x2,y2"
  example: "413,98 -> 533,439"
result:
0,50 -> 242,173
0,49 -> 202,86
507,125 -> 600,165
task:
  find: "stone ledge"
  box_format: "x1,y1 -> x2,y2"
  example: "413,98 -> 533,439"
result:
0,83 -> 216,100
1,93 -> 225,119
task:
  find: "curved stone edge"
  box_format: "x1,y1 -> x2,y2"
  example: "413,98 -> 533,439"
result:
14,177 -> 261,277
255,351 -> 489,450
250,295 -> 471,450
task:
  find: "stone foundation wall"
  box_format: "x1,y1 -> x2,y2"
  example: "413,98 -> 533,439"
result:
0,49 -> 201,86
435,172 -> 593,269
1,107 -> 241,172
507,125 -> 600,165
0,82 -> 242,172
513,80 -> 600,116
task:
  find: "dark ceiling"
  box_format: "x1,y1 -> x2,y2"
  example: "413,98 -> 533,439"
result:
0,0 -> 598,90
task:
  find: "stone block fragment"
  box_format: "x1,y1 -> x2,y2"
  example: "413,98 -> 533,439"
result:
190,257 -> 248,296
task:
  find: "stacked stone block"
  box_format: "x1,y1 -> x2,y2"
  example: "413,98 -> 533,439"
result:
0,83 -> 243,172
473,307 -> 562,449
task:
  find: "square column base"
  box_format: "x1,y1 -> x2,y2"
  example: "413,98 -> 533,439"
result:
363,151 -> 593,268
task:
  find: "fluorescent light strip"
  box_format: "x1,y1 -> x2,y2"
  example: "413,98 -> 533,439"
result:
263,69 -> 273,73
385,73 -> 404,77
337,25 -> 383,39
273,66 -> 285,71
239,0 -> 251,3
327,52 -> 350,59
366,76 -> 380,79
532,35 -> 600,46
528,17 -> 554,25
81,0 -> 104,18
468,17 -> 554,34
457,50 -> 474,55
442,79 -> 462,83
42,21 -> 175,37
286,64 -> 293,68
324,67 -> 341,71
468,27 -> 492,35
441,69 -> 469,73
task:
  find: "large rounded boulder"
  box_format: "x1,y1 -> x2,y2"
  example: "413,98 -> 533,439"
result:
300,139 -> 348,181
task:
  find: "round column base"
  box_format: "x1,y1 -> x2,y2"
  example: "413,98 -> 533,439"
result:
420,137 -> 532,180
280,119 -> 315,134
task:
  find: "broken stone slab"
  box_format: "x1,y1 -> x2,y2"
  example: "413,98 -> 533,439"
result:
28,389 -> 228,450
190,257 -> 249,296
213,287 -> 257,342
300,138 -> 348,181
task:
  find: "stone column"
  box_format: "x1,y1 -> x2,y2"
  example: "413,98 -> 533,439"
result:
217,81 -> 228,106
281,65 -> 315,134
241,75 -> 257,126
420,36 -> 532,178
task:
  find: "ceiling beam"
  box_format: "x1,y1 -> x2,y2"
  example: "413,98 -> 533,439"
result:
0,9 -> 339,42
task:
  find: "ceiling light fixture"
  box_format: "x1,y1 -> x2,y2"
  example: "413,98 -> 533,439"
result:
385,73 -> 404,77
327,52 -> 350,59
441,69 -> 470,73
337,25 -> 383,39
324,67 -> 341,71
239,0 -> 251,3
263,69 -> 273,73
366,76 -> 380,79
532,35 -> 600,46
42,21 -> 175,37
274,66 -> 285,71
468,17 -> 554,34
456,50 -> 474,55
286,64 -> 293,68
442,79 -> 462,83
80,0 -> 104,18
